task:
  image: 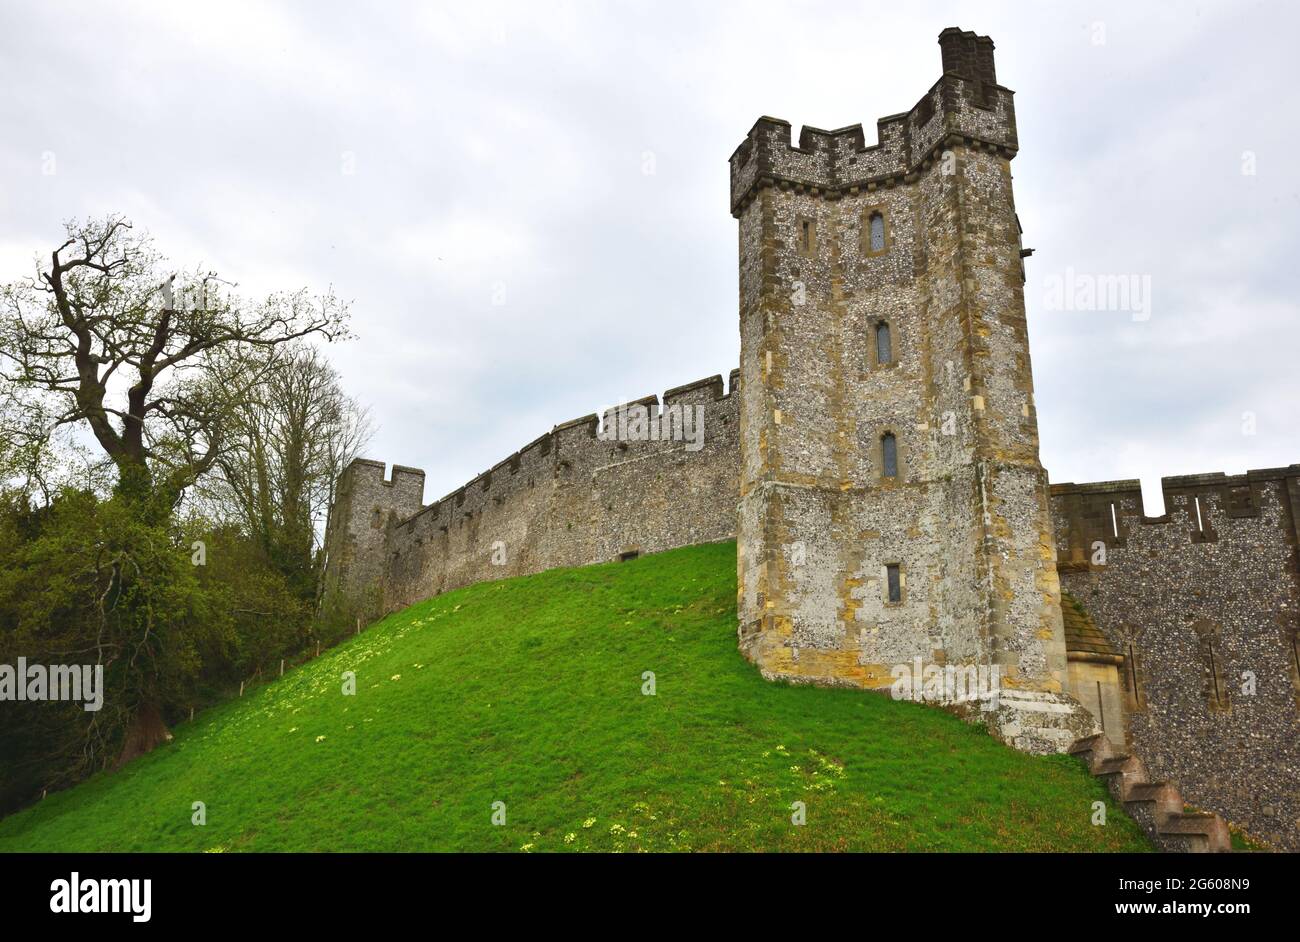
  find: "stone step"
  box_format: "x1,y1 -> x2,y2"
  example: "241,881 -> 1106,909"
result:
1068,733 -> 1115,771
1067,733 -> 1106,757
1150,828 -> 1215,854
1159,812 -> 1232,854
1095,754 -> 1137,774
1070,734 -> 1232,854
1096,755 -> 1149,800
1124,780 -> 1182,814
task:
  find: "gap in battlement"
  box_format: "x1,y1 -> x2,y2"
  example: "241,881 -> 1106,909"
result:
1139,477 -> 1166,517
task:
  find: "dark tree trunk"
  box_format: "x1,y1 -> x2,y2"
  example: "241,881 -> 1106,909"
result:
114,701 -> 172,770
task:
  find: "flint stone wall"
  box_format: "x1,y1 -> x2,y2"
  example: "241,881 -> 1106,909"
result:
323,372 -> 741,613
1052,467 -> 1300,850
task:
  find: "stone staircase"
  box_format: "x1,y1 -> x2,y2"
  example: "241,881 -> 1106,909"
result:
1069,733 -> 1232,853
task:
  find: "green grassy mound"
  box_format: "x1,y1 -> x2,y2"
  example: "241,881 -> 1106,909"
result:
0,541 -> 1150,852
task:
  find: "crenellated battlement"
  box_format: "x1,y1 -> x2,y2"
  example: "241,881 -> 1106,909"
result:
728,29 -> 1016,217
339,458 -> 426,501
324,369 -> 743,612
387,368 -> 740,533
1050,464 -> 1300,566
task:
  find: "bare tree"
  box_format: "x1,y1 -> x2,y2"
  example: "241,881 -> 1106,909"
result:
0,216 -> 351,515
201,343 -> 373,599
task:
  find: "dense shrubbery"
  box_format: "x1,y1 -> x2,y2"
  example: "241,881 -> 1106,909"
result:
0,491 -> 346,817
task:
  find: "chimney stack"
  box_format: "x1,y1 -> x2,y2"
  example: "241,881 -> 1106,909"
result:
939,27 -> 997,88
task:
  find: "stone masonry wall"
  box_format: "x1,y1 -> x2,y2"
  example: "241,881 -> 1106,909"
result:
321,460 -> 425,613
1052,466 -> 1300,849
324,372 -> 741,615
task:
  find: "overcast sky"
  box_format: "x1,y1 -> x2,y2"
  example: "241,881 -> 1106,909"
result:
2,0 -> 1296,514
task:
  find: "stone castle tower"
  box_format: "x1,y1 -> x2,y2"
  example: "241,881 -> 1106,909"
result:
729,28 -> 1095,751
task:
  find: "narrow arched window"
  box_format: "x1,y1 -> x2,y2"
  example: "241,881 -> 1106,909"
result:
796,215 -> 815,257
886,563 -> 902,603
875,322 -> 892,365
869,212 -> 886,253
881,433 -> 898,478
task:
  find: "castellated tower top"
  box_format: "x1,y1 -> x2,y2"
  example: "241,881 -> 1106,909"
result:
728,27 -> 1015,217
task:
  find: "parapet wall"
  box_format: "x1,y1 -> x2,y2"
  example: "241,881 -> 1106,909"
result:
321,459 -> 425,611
327,370 -> 742,615
728,30 -> 1017,218
1049,465 -> 1300,850
1052,466 -> 1300,565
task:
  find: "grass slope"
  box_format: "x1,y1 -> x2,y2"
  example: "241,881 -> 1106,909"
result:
0,542 -> 1150,852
